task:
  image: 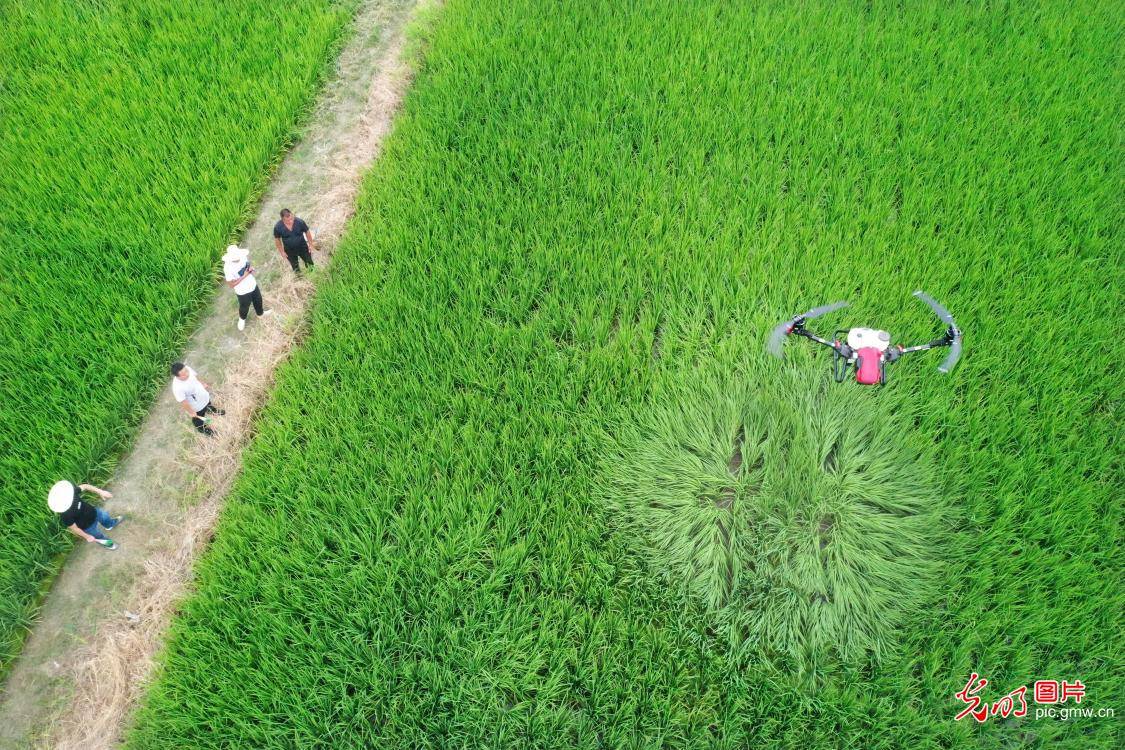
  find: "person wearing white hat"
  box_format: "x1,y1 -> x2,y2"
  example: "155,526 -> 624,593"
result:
48,480 -> 122,550
222,245 -> 271,331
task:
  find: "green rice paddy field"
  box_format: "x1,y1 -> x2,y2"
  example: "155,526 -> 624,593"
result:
126,0 -> 1121,747
0,0 -> 351,668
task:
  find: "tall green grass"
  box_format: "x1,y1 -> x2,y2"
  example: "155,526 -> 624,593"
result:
130,0 -> 1121,747
605,364 -> 947,677
0,0 -> 353,669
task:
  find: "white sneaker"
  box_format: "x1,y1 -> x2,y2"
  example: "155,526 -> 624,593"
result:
237,318 -> 246,331
261,309 -> 273,317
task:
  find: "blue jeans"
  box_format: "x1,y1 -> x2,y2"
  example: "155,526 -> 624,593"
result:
82,507 -> 118,540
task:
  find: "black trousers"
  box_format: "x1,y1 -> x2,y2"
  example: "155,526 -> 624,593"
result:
192,402 -> 225,434
285,245 -> 314,271
237,286 -> 264,320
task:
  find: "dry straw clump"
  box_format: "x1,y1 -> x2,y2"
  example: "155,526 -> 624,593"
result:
605,366 -> 948,672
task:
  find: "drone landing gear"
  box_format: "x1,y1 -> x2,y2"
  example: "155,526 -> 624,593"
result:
832,347 -> 847,383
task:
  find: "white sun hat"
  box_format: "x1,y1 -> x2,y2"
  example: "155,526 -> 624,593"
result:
221,245 -> 249,264
48,480 -> 76,512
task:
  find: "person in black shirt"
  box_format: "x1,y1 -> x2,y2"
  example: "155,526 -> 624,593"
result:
48,480 -> 123,550
273,208 -> 316,272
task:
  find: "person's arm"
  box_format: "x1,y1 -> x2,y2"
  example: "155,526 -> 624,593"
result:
274,236 -> 286,259
177,398 -> 199,420
303,226 -> 316,252
67,523 -> 97,543
224,266 -> 252,289
77,483 -> 112,500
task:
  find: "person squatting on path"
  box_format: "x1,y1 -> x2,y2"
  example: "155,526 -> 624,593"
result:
273,208 -> 316,272
222,244 -> 271,331
171,362 -> 225,436
48,480 -> 122,551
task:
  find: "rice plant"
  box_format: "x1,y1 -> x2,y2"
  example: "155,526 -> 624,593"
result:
605,365 -> 946,673
0,0 -> 353,670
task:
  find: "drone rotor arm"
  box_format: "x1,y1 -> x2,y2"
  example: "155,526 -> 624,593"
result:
794,327 -> 846,353
767,301 -> 849,358
892,324 -> 961,373
896,335 -> 952,356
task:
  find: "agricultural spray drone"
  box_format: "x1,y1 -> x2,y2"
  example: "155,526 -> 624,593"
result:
768,291 -> 962,385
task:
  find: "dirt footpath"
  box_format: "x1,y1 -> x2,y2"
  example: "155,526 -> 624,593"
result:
0,1 -> 423,747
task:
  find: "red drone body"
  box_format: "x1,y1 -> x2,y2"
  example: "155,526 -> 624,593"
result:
854,347 -> 883,385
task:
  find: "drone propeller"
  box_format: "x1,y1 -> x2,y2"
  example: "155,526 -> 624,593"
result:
767,301 -> 848,357
941,336 -> 962,374
912,290 -> 962,373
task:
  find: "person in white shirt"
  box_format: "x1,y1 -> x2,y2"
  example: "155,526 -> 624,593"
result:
171,362 -> 225,435
222,244 -> 271,331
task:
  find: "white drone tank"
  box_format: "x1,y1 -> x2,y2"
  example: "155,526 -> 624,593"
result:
846,327 -> 891,352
